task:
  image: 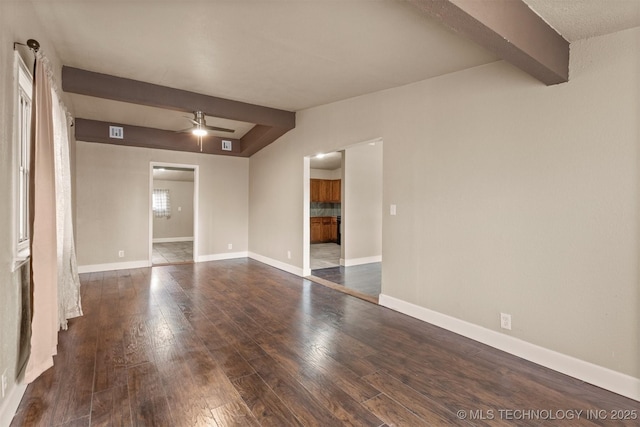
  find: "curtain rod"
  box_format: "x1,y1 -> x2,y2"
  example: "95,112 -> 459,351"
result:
13,39 -> 40,52
12,38 -> 74,128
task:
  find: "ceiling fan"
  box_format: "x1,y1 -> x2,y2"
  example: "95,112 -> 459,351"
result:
178,111 -> 235,151
178,111 -> 235,136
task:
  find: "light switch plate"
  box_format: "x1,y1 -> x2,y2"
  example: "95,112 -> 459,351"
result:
222,140 -> 232,151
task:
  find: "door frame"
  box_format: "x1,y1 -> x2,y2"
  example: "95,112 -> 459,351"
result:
303,137 -> 383,277
149,161 -> 199,264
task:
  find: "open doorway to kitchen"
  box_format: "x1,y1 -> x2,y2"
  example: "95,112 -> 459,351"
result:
150,163 -> 198,265
309,151 -> 343,270
304,139 -> 383,303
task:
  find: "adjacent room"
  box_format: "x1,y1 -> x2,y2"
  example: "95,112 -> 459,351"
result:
308,142 -> 383,301
151,166 -> 195,265
1,1 -> 639,426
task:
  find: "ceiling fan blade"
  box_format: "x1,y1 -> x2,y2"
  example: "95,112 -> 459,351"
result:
204,125 -> 235,133
175,127 -> 195,133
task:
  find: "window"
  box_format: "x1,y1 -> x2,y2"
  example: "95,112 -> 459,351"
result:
14,52 -> 32,268
153,189 -> 171,218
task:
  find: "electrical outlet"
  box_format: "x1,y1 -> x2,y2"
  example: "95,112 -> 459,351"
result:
118,250 -> 125,258
1,369 -> 7,398
287,251 -> 291,259
228,243 -> 233,250
500,312 -> 512,330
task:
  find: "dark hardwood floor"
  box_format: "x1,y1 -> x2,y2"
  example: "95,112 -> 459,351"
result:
11,259 -> 639,426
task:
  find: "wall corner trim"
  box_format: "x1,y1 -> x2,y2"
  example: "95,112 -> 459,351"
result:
378,294 -> 640,402
248,252 -> 304,277
0,383 -> 27,427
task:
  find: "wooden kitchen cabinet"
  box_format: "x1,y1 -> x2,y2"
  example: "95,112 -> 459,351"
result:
321,217 -> 332,242
311,179 -> 321,202
310,216 -> 338,243
321,180 -> 332,202
310,217 -> 323,243
330,180 -> 341,203
310,179 -> 341,203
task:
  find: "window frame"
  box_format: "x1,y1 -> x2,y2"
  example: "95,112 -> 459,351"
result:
13,51 -> 33,270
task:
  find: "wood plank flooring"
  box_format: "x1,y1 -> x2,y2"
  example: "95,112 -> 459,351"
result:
11,259 -> 639,426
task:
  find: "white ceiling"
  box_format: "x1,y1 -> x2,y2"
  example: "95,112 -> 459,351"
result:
310,151 -> 342,170
33,0 -> 498,114
525,0 -> 640,41
30,0 -> 640,134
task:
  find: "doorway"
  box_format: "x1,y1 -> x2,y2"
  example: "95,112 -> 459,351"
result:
304,139 -> 383,302
149,163 -> 198,265
309,151 -> 343,270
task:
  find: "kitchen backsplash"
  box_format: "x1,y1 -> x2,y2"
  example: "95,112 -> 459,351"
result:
310,202 -> 341,217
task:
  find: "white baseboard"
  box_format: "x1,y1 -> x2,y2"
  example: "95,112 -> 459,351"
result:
248,252 -> 304,277
196,252 -> 248,263
343,255 -> 382,267
78,260 -> 151,274
378,294 -> 640,402
152,237 -> 194,243
0,383 -> 27,427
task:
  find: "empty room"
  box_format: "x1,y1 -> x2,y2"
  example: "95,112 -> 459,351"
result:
1,1 -> 639,426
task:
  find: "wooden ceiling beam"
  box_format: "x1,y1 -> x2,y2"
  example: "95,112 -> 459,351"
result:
63,66 -> 296,128
406,0 -> 569,85
64,67 -> 297,155
240,125 -> 293,157
75,119 -> 246,157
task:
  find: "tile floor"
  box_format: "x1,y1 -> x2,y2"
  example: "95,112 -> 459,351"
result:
311,243 -> 381,298
310,243 -> 341,269
152,241 -> 193,265
312,263 -> 382,297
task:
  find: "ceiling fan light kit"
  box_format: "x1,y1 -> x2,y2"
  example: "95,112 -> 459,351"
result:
176,111 -> 235,151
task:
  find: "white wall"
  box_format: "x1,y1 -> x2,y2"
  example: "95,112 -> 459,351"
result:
249,27 -> 640,388
310,168 -> 341,180
152,179 -> 194,241
343,142 -> 382,264
76,142 -> 248,269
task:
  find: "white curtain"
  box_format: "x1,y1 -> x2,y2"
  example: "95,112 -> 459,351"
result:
51,85 -> 82,330
153,188 -> 171,218
25,52 -> 82,383
25,53 -> 58,383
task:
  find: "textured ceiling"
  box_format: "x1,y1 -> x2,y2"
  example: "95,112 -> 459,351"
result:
29,0 -> 640,138
32,0 -> 497,114
525,0 -> 640,41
